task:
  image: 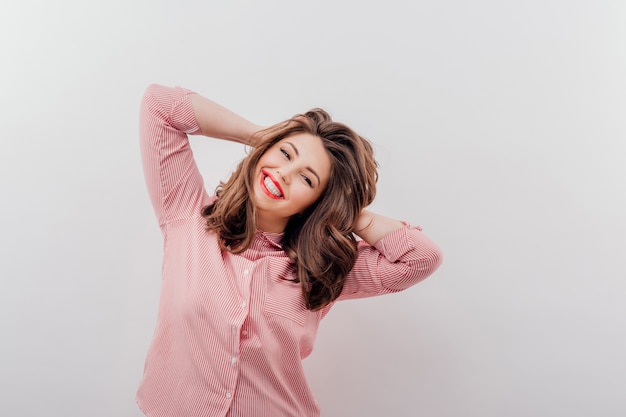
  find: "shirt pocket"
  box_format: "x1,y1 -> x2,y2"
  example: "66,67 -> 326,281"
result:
264,278 -> 309,326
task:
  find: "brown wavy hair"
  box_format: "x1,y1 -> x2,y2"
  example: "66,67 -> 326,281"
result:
202,109 -> 377,311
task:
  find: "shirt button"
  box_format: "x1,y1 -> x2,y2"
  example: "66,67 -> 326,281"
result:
242,330 -> 248,336
241,301 -> 247,308
225,391 -> 232,399
231,357 -> 237,364
243,269 -> 249,275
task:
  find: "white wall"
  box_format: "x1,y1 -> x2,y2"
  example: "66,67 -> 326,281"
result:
1,1 -> 624,416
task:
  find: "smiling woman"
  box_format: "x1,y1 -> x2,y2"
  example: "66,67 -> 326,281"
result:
136,84 -> 443,417
253,133 -> 331,231
201,106 -> 386,312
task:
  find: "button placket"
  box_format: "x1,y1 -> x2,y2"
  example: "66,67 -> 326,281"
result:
239,265 -> 251,313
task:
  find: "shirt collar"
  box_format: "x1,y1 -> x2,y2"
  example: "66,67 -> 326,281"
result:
254,229 -> 284,250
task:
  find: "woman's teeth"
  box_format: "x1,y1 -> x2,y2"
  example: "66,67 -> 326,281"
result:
264,176 -> 282,197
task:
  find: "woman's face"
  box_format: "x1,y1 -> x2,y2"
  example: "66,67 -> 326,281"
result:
253,133 -> 331,232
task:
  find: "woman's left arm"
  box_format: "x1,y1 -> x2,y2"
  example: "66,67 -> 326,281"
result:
331,210 -> 443,303
353,210 -> 405,245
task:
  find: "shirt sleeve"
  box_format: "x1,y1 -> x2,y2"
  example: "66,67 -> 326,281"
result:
139,84 -> 208,228
336,223 -> 443,302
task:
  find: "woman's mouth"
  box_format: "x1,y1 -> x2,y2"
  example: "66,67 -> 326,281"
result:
260,171 -> 284,199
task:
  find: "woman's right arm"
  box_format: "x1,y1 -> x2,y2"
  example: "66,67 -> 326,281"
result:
140,84 -> 259,228
189,93 -> 262,146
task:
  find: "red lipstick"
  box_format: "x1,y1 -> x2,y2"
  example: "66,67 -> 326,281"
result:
260,170 -> 284,199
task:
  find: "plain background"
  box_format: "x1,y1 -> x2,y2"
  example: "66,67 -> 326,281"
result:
1,1 -> 624,416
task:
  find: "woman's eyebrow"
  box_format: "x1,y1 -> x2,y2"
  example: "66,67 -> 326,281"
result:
285,141 -> 299,157
285,141 -> 321,186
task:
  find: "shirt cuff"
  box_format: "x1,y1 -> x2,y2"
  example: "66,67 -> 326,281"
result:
170,86 -> 201,134
372,222 -> 423,263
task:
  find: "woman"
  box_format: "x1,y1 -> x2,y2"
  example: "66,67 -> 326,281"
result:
137,84 -> 442,417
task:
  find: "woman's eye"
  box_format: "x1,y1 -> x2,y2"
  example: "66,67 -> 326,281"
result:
280,149 -> 290,160
301,174 -> 312,187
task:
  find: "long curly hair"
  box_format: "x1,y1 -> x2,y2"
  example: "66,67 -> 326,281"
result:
202,109 -> 377,311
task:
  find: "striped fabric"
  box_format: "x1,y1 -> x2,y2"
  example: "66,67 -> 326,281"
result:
136,84 -> 443,417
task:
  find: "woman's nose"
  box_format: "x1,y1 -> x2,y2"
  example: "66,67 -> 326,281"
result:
277,167 -> 291,184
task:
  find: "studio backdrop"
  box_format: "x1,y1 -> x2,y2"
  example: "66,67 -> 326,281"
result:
1,1 -> 624,416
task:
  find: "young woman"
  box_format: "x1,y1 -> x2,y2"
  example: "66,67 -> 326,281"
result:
137,84 -> 443,417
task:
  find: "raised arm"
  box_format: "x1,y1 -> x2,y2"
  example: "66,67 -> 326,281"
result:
353,210 -> 404,245
332,212 -> 443,303
189,94 -> 262,145
140,84 -> 261,228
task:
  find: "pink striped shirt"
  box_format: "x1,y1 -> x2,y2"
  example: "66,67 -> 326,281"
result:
136,84 -> 443,417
